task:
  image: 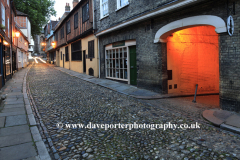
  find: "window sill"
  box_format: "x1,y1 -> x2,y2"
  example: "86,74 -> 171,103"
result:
115,3 -> 129,12
100,14 -> 109,21
71,60 -> 82,62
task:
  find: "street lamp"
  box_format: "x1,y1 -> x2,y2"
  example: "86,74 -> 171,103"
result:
51,41 -> 56,48
15,31 -> 20,70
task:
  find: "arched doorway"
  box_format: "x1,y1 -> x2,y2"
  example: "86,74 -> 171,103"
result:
154,15 -> 227,95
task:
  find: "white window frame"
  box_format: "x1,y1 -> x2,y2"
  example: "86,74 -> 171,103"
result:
7,0 -> 9,6
100,0 -> 108,19
105,40 -> 136,84
1,3 -> 5,31
116,0 -> 129,10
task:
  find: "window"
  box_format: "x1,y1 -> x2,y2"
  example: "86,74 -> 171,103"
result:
55,31 -> 58,41
65,46 -> 69,61
100,0 -> 108,18
105,47 -> 128,80
71,40 -> 82,61
60,27 -> 64,39
7,17 -> 9,37
61,51 -> 62,60
66,20 -> 70,34
117,0 -> 129,9
82,3 -> 89,23
1,3 -> 5,31
74,13 -> 78,29
88,40 -> 94,58
7,0 -> 9,6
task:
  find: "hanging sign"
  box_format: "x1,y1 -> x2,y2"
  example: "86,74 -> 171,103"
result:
227,15 -> 234,36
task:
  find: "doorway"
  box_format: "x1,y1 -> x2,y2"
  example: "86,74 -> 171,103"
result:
129,46 -> 137,85
63,54 -> 65,68
167,26 -> 219,95
83,50 -> 86,73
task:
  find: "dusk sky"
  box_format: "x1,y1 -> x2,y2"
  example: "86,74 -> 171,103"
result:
51,0 -> 73,21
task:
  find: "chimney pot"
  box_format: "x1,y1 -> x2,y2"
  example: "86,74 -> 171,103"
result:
73,0 -> 79,8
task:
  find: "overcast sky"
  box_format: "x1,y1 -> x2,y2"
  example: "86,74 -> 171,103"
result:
51,0 -> 73,21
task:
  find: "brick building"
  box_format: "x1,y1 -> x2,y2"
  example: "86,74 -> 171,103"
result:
0,0 -> 17,87
94,0 -> 240,111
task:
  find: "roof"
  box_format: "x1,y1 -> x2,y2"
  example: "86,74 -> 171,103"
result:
16,10 -> 29,17
54,0 -> 87,32
51,21 -> 59,29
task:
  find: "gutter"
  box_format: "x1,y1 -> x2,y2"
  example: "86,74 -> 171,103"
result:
96,0 -> 199,37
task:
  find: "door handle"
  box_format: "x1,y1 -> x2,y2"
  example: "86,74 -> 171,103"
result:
131,66 -> 134,69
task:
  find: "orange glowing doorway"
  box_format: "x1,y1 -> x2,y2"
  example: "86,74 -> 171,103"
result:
167,26 -> 219,95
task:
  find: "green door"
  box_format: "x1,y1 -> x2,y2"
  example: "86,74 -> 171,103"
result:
129,46 -> 137,85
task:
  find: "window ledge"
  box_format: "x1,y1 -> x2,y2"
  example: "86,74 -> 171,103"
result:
100,14 -> 109,21
115,3 -> 129,12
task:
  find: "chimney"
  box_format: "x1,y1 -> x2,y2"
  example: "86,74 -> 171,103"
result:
65,3 -> 70,12
73,0 -> 79,9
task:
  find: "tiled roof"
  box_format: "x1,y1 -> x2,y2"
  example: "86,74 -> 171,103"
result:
16,10 -> 28,16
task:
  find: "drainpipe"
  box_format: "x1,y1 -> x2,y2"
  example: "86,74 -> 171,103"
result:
92,0 -> 95,30
98,38 -> 100,78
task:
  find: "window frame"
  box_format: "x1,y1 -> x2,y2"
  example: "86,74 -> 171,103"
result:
116,0 -> 129,10
65,46 -> 69,62
71,40 -> 82,61
82,3 -> 89,23
1,3 -> 5,31
7,17 -> 9,37
66,20 -> 71,35
60,27 -> 64,39
100,0 -> 108,19
88,40 -> 94,59
74,12 -> 78,29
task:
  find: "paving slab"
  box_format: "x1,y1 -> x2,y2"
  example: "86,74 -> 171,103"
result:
0,117 -> 5,128
213,110 -> 233,121
5,115 -> 27,127
36,141 -> 51,160
2,107 -> 25,113
225,114 -> 240,128
0,125 -> 29,136
0,132 -> 32,147
4,100 -> 24,105
129,89 -> 158,96
0,110 -> 25,117
4,104 -> 25,108
28,114 -> 37,126
0,142 -> 37,160
202,110 -> 224,126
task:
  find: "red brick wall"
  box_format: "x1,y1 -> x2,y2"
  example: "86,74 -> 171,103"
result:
15,16 -> 27,28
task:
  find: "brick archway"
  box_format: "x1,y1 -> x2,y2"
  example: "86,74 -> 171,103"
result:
154,15 -> 227,43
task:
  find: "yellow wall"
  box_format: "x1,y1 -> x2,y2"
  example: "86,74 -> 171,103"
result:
58,34 -> 99,77
58,45 -> 70,69
81,34 -> 99,77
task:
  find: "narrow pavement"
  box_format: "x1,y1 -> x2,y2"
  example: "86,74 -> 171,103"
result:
27,62 -> 240,160
0,66 -> 51,160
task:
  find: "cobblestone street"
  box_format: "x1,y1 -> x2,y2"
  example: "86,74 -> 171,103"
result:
27,62 -> 240,160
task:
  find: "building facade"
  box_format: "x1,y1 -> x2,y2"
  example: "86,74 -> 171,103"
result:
95,0 -> 240,111
55,0 -> 99,77
44,20 -> 58,63
0,0 -> 17,86
14,10 -> 30,69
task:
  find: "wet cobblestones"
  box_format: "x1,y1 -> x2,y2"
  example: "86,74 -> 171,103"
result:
27,63 -> 240,160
